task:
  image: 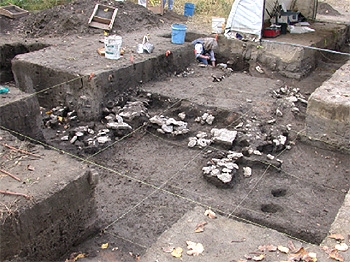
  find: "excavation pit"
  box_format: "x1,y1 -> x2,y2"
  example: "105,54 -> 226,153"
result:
1,1 -> 350,261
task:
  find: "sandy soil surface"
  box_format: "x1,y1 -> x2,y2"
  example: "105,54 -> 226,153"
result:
1,0 -> 350,261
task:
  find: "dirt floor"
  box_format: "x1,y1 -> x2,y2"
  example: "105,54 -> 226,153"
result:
1,0 -> 350,261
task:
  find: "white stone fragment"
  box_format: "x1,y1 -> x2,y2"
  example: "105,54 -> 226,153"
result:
227,152 -> 243,160
97,136 -> 111,144
211,128 -> 237,145
276,108 -> 283,117
267,154 -> 275,160
61,135 -> 69,141
243,166 -> 252,177
157,128 -> 165,134
165,117 -> 178,126
217,173 -> 233,183
222,167 -> 232,173
70,136 -> 78,144
197,138 -> 212,148
161,124 -> 173,133
253,150 -> 262,156
178,112 -> 186,120
286,96 -> 298,103
150,115 -> 165,126
188,138 -> 197,148
205,114 -> 215,125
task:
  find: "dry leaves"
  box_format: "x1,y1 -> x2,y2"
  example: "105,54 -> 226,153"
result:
252,254 -> 265,261
288,247 -> 317,262
204,209 -> 216,219
329,249 -> 344,262
171,247 -> 183,258
258,244 -> 277,252
65,252 -> 86,262
186,241 -> 204,256
277,245 -> 290,254
328,234 -> 345,241
100,243 -> 108,249
194,221 -> 207,233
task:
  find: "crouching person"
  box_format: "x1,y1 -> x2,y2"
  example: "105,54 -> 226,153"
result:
192,37 -> 217,67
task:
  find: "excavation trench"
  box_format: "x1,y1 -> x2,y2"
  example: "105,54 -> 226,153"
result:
1,19 -> 350,262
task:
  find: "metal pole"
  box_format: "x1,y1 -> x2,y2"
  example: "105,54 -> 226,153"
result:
261,39 -> 350,56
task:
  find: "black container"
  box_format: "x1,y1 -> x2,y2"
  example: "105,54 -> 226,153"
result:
279,23 -> 288,34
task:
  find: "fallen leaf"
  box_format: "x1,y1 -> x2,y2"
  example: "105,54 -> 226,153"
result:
162,245 -> 174,253
171,247 -> 183,258
88,72 -> 95,81
328,234 -> 345,241
73,253 -> 86,261
27,165 -> 35,171
252,254 -> 265,261
277,245 -> 289,254
204,209 -> 216,219
335,243 -> 348,252
329,249 -> 344,261
101,243 -> 108,249
258,244 -> 277,252
289,247 -> 316,261
288,240 -> 297,252
186,241 -> 204,256
195,221 -> 207,233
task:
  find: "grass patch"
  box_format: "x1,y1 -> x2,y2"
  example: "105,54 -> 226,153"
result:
1,0 -> 233,17
0,0 -> 71,11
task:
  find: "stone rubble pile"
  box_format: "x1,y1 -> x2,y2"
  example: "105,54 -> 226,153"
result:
149,115 -> 189,135
202,151 -> 245,188
42,100 -> 150,152
272,85 -> 308,115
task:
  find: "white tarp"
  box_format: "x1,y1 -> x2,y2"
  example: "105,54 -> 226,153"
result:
225,0 -> 318,40
225,0 -> 265,39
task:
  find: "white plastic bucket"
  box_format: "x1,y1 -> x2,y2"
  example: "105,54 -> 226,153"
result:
104,35 -> 122,60
212,17 -> 225,34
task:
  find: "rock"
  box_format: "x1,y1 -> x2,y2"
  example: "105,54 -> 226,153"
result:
61,135 -> 69,141
217,173 -> 233,183
276,108 -> 283,117
206,114 -> 215,125
188,137 -> 197,148
243,166 -> 252,177
70,135 -> 78,144
211,128 -> 237,146
178,112 -> 186,120
161,124 -> 173,133
267,154 -> 275,160
150,115 -> 165,125
97,136 -> 111,144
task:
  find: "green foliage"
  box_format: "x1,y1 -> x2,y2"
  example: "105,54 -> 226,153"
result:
0,0 -> 233,16
0,0 -> 71,11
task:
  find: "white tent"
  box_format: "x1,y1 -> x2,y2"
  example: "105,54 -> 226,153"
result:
225,0 -> 318,40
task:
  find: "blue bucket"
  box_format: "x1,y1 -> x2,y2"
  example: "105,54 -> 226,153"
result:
184,2 -> 195,16
171,24 -> 187,44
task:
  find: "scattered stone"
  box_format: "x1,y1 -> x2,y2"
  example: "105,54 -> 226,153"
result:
178,112 -> 186,120
276,108 -> 283,117
243,166 -> 252,177
267,154 -> 275,160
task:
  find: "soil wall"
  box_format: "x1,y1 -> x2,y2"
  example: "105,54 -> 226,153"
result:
0,169 -> 99,261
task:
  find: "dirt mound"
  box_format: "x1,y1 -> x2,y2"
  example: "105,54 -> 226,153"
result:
317,2 -> 341,16
2,0 -> 187,38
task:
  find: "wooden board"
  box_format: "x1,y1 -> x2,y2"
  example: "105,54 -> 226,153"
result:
146,0 -> 163,15
88,4 -> 118,31
0,4 -> 29,19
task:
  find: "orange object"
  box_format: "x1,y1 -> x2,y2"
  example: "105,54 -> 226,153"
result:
165,50 -> 171,57
130,54 -> 134,63
88,72 -> 95,81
